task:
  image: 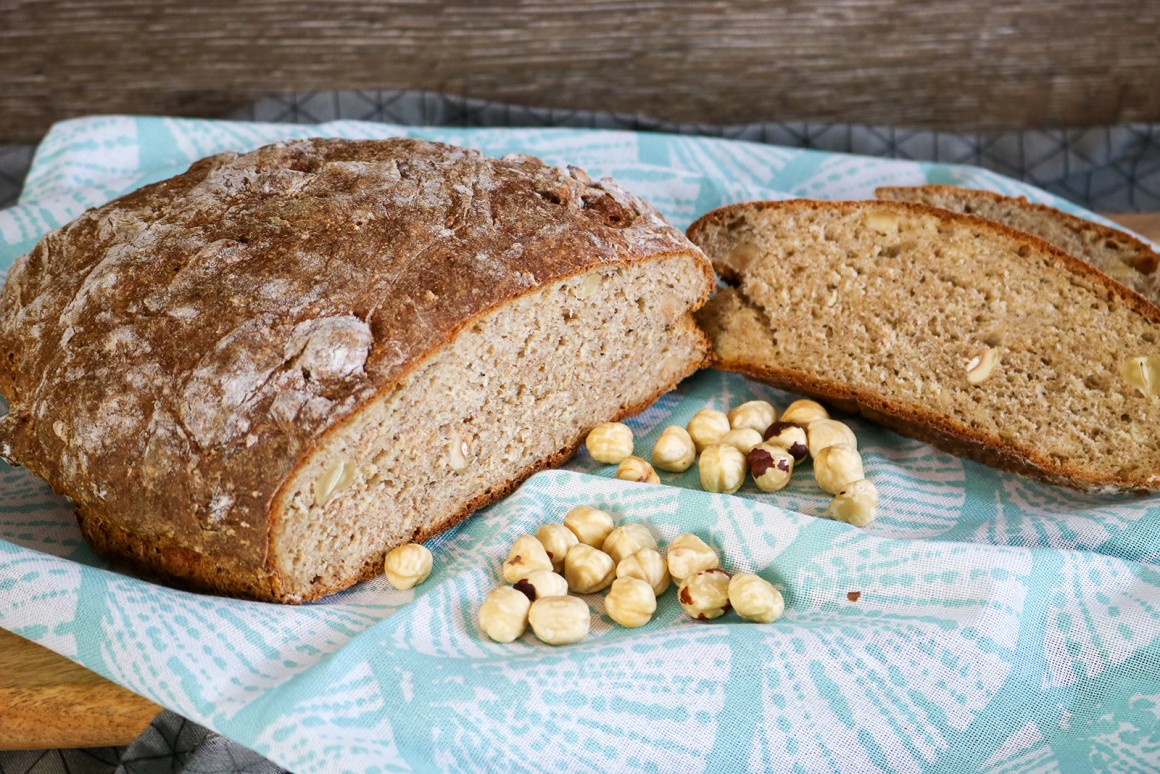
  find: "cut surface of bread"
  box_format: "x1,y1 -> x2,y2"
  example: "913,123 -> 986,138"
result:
0,138 -> 714,601
877,185 -> 1160,305
690,199 -> 1160,493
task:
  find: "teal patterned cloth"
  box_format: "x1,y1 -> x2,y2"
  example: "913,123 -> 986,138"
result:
1,117 -> 1158,772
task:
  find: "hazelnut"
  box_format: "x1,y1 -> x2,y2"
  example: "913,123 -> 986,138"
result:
966,347 -> 1000,385
727,400 -> 777,434
686,408 -> 731,452
564,543 -> 616,593
563,506 -> 615,549
616,548 -> 671,596
863,209 -> 901,234
806,419 -> 858,459
585,422 -> 634,464
652,425 -> 697,473
762,421 -> 809,462
747,443 -> 794,492
774,403 -> 830,427
529,595 -> 590,645
720,427 -> 764,454
535,523 -> 579,572
478,586 -> 532,643
699,444 -> 747,494
828,478 -> 880,527
602,523 -> 658,565
314,459 -> 357,507
513,569 -> 570,601
813,443 -> 865,495
667,533 -> 719,581
502,535 -> 554,583
383,543 -> 433,590
1122,354 -> 1160,397
678,569 -> 732,621
448,434 -> 471,472
780,399 -> 829,426
616,455 -> 660,484
604,577 -> 657,628
728,573 -> 784,623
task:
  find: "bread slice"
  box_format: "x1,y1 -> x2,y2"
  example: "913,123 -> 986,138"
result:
877,185 -> 1160,306
0,138 -> 715,602
689,199 -> 1160,493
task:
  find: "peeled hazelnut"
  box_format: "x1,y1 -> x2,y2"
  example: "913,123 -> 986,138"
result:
728,573 -> 784,623
535,522 -> 579,573
585,422 -> 634,464
828,478 -> 880,527
529,595 -> 590,645
314,460 -> 357,507
686,408 -> 731,452
1122,354 -> 1160,397
667,533 -> 720,581
813,443 -> 865,495
652,425 -> 697,472
563,506 -> 615,548
602,523 -> 658,565
762,421 -> 809,462
807,419 -> 858,459
383,543 -> 433,590
699,444 -> 747,494
478,586 -> 532,643
727,400 -> 777,434
864,209 -> 900,234
604,576 -> 657,628
564,543 -> 616,593
502,535 -> 554,583
512,569 -> 570,601
747,443 -> 794,492
966,347 -> 1000,385
448,435 -> 471,472
678,569 -> 732,621
616,547 -> 671,596
616,455 -> 660,484
720,427 -> 763,454
726,240 -> 763,273
780,399 -> 829,426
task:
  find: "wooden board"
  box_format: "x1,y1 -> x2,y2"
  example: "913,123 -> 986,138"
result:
1,0 -> 1160,142
0,211 -> 1156,751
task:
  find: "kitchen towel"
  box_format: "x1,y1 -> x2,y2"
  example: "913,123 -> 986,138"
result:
0,116 -> 1157,772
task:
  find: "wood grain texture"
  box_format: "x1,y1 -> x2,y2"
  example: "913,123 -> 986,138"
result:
2,0 -> 1160,142
0,210 -> 1156,751
0,628 -> 159,750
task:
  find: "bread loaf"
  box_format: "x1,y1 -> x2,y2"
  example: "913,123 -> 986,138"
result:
689,199 -> 1160,493
876,185 -> 1160,305
0,138 -> 714,602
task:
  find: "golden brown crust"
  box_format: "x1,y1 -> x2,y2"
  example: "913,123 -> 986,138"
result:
875,185 -> 1160,276
690,200 -> 1160,495
0,138 -> 713,602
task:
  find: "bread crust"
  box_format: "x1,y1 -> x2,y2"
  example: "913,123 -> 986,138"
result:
690,200 -> 1160,494
0,138 -> 714,601
875,185 -> 1160,277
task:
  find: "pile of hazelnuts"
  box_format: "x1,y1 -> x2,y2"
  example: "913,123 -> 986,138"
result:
584,399 -> 879,528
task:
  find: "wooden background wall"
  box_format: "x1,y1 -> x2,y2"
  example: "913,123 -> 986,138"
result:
2,0 -> 1159,143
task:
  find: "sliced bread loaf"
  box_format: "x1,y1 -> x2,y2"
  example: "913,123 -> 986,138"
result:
689,199 -> 1160,493
0,138 -> 715,601
877,185 -> 1160,305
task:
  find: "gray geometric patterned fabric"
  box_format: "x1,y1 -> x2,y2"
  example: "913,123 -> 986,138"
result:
1,89 -> 1159,774
230,90 -> 1160,212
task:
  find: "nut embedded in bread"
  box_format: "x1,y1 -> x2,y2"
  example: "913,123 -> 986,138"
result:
876,185 -> 1160,306
689,199 -> 1160,493
0,138 -> 715,602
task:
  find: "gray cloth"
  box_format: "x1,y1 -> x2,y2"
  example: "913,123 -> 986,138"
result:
1,88 -> 1159,774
